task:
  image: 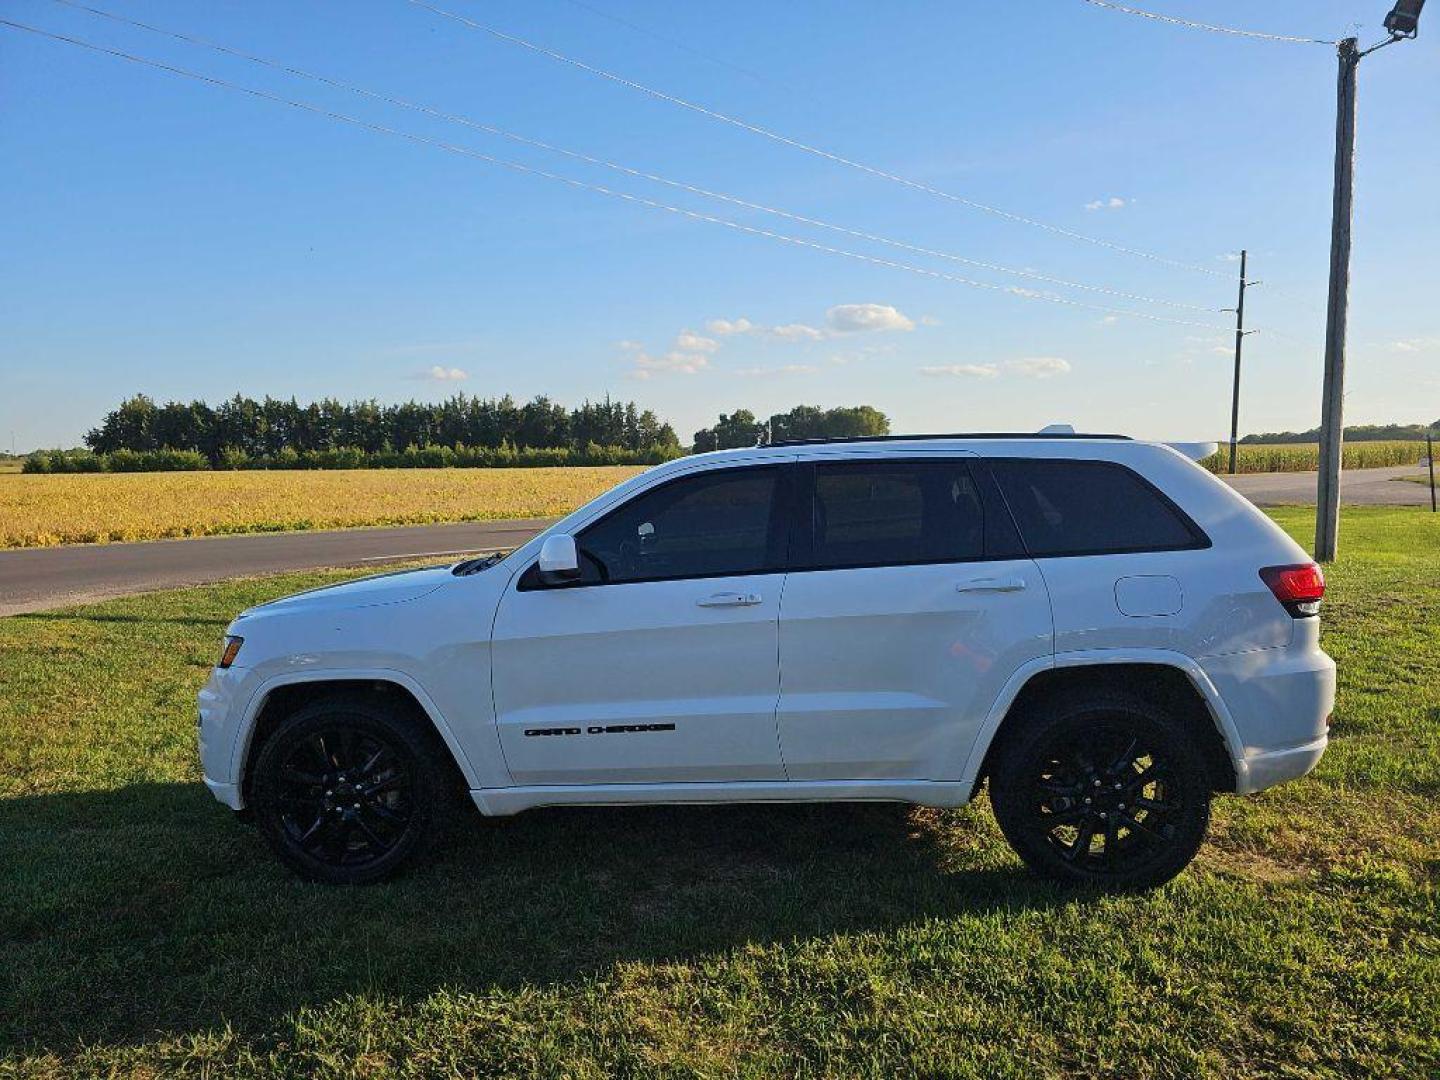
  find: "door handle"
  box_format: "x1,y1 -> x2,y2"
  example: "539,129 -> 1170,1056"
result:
696,592 -> 763,607
955,576 -> 1027,593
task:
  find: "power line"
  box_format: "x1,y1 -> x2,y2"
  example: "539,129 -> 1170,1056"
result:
404,0 -> 1231,278
1077,1 -> 1335,46
553,0 -> 783,92
0,16 -> 1236,332
48,0 -> 1221,315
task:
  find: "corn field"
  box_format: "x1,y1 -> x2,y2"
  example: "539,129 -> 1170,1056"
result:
1197,440 -> 1427,475
0,467 -> 644,548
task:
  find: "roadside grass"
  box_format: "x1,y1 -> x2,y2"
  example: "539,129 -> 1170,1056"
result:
0,507 -> 1436,1077
0,466 -> 644,548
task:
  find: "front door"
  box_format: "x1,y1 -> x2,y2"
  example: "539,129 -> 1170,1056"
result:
776,457 -> 1053,781
492,463 -> 793,785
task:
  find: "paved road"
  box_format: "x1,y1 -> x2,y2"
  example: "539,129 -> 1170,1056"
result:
1,465 -> 1430,617
0,518 -> 553,617
1221,463 -> 1431,508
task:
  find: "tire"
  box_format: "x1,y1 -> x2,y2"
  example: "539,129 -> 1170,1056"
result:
989,690 -> 1212,890
250,694 -> 461,885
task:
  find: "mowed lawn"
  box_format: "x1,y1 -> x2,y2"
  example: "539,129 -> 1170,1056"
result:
1,508 -> 1436,1078
0,467 -> 644,548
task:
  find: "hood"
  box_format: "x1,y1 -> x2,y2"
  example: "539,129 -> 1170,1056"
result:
239,565 -> 454,619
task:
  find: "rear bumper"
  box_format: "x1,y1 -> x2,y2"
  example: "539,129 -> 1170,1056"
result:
1199,636 -> 1335,796
1233,734 -> 1328,795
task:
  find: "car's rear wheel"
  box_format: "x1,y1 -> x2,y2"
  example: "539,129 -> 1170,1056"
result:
251,695 -> 457,884
989,692 -> 1211,890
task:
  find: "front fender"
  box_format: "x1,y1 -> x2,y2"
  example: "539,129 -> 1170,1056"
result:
222,667 -> 500,809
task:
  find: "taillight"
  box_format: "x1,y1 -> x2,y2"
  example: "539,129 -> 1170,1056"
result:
1259,563 -> 1325,618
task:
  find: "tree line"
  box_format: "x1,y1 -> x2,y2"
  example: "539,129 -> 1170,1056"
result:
1241,421 -> 1438,444
23,395 -> 895,473
51,393 -> 680,469
692,405 -> 890,451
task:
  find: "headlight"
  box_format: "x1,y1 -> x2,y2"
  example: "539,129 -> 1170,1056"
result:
218,635 -> 244,668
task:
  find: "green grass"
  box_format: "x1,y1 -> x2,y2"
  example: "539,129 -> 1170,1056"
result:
1,508 -> 1437,1078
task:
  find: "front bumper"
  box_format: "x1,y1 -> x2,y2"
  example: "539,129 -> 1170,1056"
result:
197,663 -> 252,809
204,776 -> 244,810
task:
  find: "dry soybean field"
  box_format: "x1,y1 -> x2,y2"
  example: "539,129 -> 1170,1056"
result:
0,467 -> 644,548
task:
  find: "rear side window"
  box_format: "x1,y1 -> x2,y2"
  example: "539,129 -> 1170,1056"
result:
809,460 -> 985,568
990,459 -> 1206,557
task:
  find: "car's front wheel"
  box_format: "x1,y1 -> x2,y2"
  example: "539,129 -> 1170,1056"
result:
989,691 -> 1212,890
250,694 -> 458,884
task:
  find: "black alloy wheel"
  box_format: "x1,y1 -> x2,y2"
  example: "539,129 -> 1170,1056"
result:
251,695 -> 457,884
273,728 -> 413,866
991,693 -> 1211,890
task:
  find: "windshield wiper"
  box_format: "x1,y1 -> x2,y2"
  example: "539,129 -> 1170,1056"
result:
451,551 -> 508,576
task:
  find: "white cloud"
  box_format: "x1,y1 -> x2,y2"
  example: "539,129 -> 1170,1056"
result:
412,365 -> 469,381
705,317 -> 756,336
827,303 -> 915,334
733,364 -> 821,377
675,329 -> 720,354
1084,196 -> 1127,211
919,364 -> 1000,379
770,322 -> 826,343
616,339 -> 644,351
919,314 -> 942,327
1211,346 -> 1232,356
630,349 -> 710,379
1389,338 -> 1436,353
1099,315 -> 1120,326
1005,356 -> 1072,378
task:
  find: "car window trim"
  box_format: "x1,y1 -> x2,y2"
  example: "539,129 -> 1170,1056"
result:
983,456 -> 1212,559
518,462 -> 793,590
788,456 -> 1007,574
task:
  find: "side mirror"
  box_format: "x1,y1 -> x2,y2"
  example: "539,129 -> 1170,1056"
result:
537,533 -> 581,585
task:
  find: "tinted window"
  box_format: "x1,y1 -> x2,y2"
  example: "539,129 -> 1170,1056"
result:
809,460 -> 984,568
575,467 -> 782,583
990,459 -> 1203,556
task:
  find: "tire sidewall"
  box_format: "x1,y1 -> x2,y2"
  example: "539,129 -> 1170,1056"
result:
251,700 -> 444,885
991,696 -> 1212,890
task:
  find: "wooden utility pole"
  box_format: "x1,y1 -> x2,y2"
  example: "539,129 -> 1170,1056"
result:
1428,432 -> 1437,513
1226,249 -> 1254,474
1315,37 -> 1360,562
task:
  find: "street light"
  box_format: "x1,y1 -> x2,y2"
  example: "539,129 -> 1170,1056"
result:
1384,0 -> 1426,37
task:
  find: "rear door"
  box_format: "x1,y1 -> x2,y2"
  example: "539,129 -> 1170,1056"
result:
775,456 -> 1053,781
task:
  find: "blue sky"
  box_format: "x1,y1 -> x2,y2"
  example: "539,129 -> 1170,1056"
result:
2,0 -> 1436,450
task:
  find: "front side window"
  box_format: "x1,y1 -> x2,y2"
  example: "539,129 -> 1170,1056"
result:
573,466 -> 783,584
990,458 -> 1205,557
808,460 -> 985,569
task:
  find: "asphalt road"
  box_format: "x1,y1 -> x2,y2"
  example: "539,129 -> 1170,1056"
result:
1222,463 -> 1431,508
1,465 -> 1431,617
0,518 -> 553,617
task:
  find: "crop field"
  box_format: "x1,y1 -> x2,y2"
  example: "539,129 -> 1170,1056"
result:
0,466 -> 645,548
1,506 -> 1436,1077
1197,439 -> 1427,475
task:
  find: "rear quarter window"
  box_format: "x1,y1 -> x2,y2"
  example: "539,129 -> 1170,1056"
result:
989,458 -> 1207,557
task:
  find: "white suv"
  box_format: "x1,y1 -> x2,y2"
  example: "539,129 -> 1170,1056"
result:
199,434 -> 1334,889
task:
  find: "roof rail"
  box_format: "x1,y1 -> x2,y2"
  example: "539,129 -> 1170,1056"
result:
764,432 -> 1132,448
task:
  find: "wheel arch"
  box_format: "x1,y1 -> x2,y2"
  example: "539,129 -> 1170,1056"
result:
961,652 -> 1242,798
230,670 -> 480,809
